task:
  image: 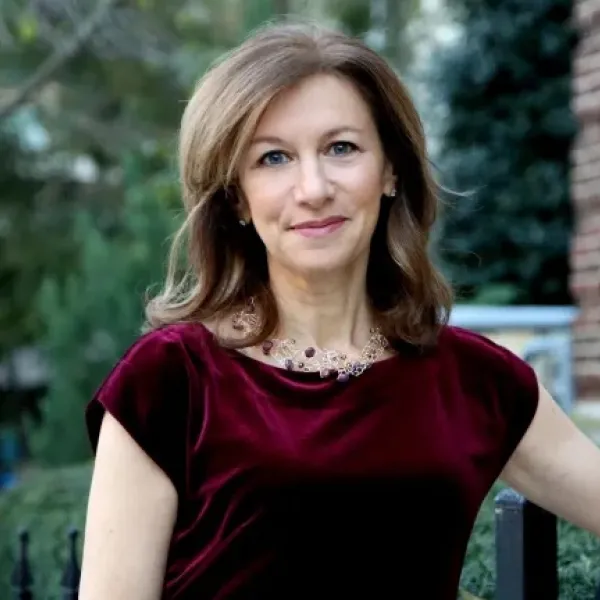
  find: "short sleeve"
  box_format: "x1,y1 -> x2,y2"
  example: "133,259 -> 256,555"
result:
448,327 -> 541,472
85,327 -> 190,492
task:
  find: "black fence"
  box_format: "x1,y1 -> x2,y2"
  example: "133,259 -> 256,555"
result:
10,528 -> 79,600
7,489 -> 600,599
495,488 -> 600,600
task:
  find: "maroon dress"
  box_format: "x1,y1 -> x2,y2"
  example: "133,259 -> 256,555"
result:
85,321 -> 539,599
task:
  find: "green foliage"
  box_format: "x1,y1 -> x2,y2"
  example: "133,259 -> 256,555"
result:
431,0 -> 577,305
460,483 -> 600,599
0,129 -> 53,356
0,0 -> 234,371
0,464 -> 91,600
328,0 -> 372,36
28,149 -> 181,465
1,471 -> 599,599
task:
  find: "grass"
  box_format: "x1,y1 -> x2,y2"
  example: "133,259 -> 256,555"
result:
0,465 -> 599,599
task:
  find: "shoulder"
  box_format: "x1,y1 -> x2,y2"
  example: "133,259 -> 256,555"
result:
90,322 -> 216,413
439,325 -> 527,367
433,327 -> 541,480
86,323 -> 212,489
436,325 -> 537,391
111,322 -> 214,373
118,324 -> 188,364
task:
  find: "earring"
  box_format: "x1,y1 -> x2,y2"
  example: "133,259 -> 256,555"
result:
390,186 -> 397,198
239,219 -> 247,227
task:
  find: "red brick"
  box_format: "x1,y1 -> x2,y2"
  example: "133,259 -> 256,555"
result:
572,141 -> 600,165
574,88 -> 600,118
569,0 -> 600,401
572,230 -> 600,252
574,51 -> 600,77
576,0 -> 600,30
576,30 -> 600,57
572,178 -> 600,202
574,372 -> 600,397
575,66 -> 600,94
572,160 -> 600,181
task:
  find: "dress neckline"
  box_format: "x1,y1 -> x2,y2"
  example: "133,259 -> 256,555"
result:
191,320 -> 404,385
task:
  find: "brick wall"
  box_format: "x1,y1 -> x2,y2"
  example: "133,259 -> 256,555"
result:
571,0 -> 600,402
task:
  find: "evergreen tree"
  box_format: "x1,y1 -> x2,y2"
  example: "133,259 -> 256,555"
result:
30,148 -> 180,465
431,0 -> 577,305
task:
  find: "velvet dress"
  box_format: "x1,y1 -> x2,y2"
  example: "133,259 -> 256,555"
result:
85,321 -> 539,599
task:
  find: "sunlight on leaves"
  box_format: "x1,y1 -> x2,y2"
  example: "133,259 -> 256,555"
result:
16,13 -> 38,43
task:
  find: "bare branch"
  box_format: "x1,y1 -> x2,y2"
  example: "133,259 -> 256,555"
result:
0,0 -> 123,122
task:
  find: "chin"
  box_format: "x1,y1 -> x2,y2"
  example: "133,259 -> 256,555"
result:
285,252 -> 361,277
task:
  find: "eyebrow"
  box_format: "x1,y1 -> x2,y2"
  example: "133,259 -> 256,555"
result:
250,126 -> 364,147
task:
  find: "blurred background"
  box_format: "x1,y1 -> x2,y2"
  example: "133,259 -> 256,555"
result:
0,0 -> 599,598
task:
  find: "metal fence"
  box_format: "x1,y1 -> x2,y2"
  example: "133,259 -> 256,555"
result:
10,528 -> 80,600
495,488 -> 600,600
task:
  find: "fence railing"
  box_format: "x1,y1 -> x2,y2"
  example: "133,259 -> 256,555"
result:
495,488 -> 600,600
10,527 -> 80,600
495,488 -> 558,599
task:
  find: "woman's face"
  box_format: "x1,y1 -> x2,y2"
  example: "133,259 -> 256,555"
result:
238,73 -> 394,277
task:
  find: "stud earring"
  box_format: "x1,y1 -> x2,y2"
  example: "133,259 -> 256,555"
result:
239,219 -> 247,227
390,186 -> 397,198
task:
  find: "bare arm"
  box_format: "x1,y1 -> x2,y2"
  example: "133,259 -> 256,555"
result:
501,382 -> 600,537
79,412 -> 178,600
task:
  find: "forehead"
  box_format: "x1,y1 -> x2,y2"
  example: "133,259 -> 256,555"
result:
252,73 -> 375,136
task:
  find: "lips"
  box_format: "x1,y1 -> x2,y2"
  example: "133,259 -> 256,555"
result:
291,216 -> 347,230
290,216 -> 348,238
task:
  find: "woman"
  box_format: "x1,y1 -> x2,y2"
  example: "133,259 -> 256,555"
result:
80,21 -> 600,600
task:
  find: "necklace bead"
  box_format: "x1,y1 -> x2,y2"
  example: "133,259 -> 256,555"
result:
232,299 -> 389,380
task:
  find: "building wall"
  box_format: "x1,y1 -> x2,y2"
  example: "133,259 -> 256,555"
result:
571,0 -> 600,401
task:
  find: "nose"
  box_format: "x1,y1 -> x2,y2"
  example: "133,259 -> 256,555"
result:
293,157 -> 333,208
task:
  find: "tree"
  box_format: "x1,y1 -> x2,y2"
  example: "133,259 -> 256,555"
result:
329,0 -> 421,71
30,147 -> 181,465
0,0 -> 239,363
430,0 -> 577,305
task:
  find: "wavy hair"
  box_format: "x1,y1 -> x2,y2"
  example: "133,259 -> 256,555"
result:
145,20 -> 453,349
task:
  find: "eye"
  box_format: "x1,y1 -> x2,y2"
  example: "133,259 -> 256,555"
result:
258,150 -> 289,167
328,141 -> 358,156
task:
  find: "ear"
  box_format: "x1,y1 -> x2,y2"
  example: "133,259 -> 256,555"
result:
230,186 -> 251,223
382,160 -> 396,197
237,201 -> 251,224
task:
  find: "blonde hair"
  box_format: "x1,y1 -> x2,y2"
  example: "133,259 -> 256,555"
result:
145,20 -> 453,349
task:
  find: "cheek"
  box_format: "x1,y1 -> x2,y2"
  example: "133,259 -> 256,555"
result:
242,173 -> 284,225
340,158 -> 386,202
347,172 -> 385,222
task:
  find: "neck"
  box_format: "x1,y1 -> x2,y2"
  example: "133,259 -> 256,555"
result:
268,261 -> 374,353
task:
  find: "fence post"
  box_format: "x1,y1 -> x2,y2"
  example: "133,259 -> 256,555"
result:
10,528 -> 33,600
60,527 -> 80,600
494,488 -> 558,600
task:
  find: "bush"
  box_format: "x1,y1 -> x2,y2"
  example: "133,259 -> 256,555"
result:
0,463 -> 91,599
28,149 -> 182,466
429,0 -> 577,305
1,468 -> 598,599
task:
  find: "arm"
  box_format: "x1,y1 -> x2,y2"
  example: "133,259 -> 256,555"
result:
79,412 -> 178,600
501,381 -> 600,537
